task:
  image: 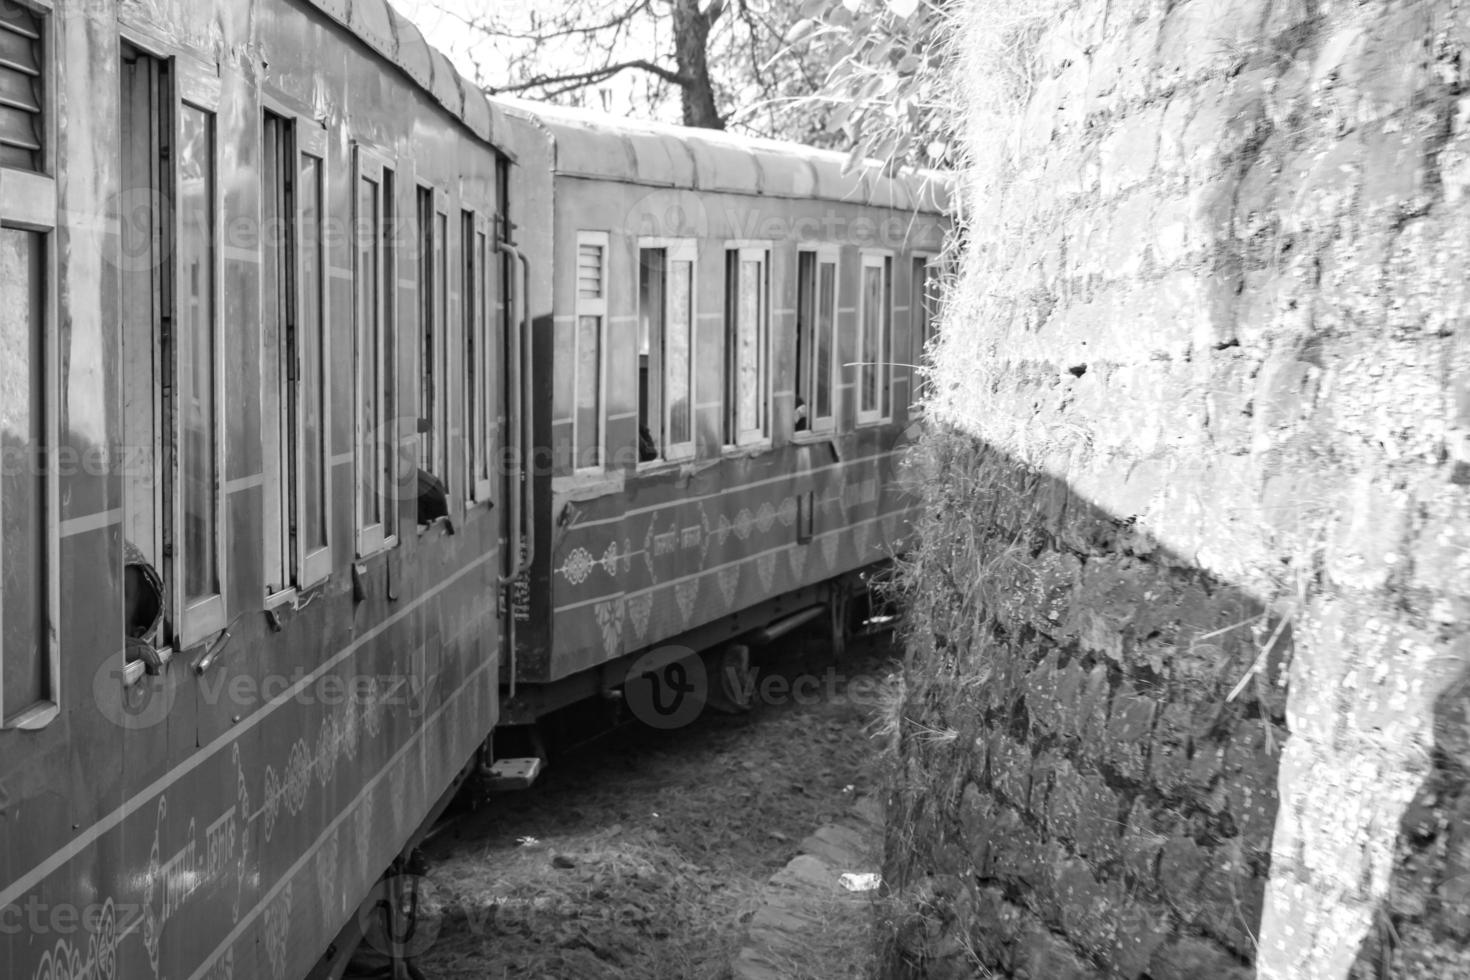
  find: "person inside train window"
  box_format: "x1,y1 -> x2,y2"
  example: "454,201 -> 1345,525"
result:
417,467 -> 450,527
795,395 -> 808,432
638,423 -> 658,462
124,539 -> 166,671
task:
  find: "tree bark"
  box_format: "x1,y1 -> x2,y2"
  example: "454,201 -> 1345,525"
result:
671,0 -> 724,129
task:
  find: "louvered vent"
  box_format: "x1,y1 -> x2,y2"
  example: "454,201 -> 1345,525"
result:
0,0 -> 41,172
577,243 -> 603,299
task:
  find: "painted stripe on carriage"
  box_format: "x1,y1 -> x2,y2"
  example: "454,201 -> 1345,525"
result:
331,450 -> 355,466
0,548 -> 498,913
607,411 -> 637,421
224,472 -> 264,494
59,508 -> 121,538
187,654 -> 496,980
551,511 -> 903,615
554,446 -> 903,534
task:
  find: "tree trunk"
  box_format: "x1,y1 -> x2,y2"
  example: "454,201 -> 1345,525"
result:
671,0 -> 724,130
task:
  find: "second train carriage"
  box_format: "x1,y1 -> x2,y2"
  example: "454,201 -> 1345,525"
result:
496,101 -> 950,724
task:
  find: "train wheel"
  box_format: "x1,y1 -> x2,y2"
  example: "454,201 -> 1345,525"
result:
705,643 -> 754,714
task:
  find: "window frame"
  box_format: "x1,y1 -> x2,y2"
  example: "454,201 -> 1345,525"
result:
260,105 -> 295,604
353,144 -> 398,558
795,244 -> 839,437
724,243 -> 772,449
0,0 -> 56,730
293,116 -> 331,588
572,230 -> 608,475
856,250 -> 893,428
413,183 -> 444,488
172,64 -> 227,646
636,237 -> 697,467
467,209 -> 493,505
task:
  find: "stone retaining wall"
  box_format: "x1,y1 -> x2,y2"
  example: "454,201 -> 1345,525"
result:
892,1 -> 1470,976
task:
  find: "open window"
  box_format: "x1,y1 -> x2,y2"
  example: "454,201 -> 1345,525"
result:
467,211 -> 493,504
795,247 -> 837,435
294,122 -> 331,585
262,107 -> 330,596
0,0 -> 55,729
573,231 -> 607,473
458,208 -> 483,503
857,252 -> 893,426
637,240 -> 695,464
120,42 -> 227,656
413,185 -> 452,528
354,146 -> 398,556
724,246 -> 770,447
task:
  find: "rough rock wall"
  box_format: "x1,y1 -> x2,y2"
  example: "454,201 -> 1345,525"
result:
892,0 -> 1470,977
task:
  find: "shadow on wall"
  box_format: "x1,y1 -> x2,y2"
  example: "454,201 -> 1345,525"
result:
1349,661 -> 1470,978
880,426 -> 1287,980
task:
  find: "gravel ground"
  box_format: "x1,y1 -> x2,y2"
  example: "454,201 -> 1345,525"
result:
414,634 -> 896,979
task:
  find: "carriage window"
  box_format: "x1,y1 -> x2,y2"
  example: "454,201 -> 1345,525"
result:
857,253 -> 892,425
912,256 -> 939,402
415,187 -> 440,487
574,232 -> 606,472
296,138 -> 330,585
795,249 -> 836,434
637,242 -> 695,464
119,46 -> 226,649
177,101 -> 226,633
635,240 -> 696,464
355,150 -> 397,555
119,44 -> 171,654
262,111 -> 293,598
469,217 -> 492,502
0,0 -> 53,726
1,229 -> 46,722
724,247 -> 769,446
263,111 -> 330,595
459,210 -> 472,494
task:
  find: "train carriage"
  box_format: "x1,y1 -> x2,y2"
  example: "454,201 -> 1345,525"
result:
498,102 -> 949,725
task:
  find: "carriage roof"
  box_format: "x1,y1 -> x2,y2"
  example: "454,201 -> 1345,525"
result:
495,99 -> 951,214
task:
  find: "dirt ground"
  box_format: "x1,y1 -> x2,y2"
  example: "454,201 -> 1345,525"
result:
414,633 -> 896,980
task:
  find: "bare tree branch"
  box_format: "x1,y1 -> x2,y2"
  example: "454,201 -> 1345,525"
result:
488,58 -> 692,96
438,0 -> 652,45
